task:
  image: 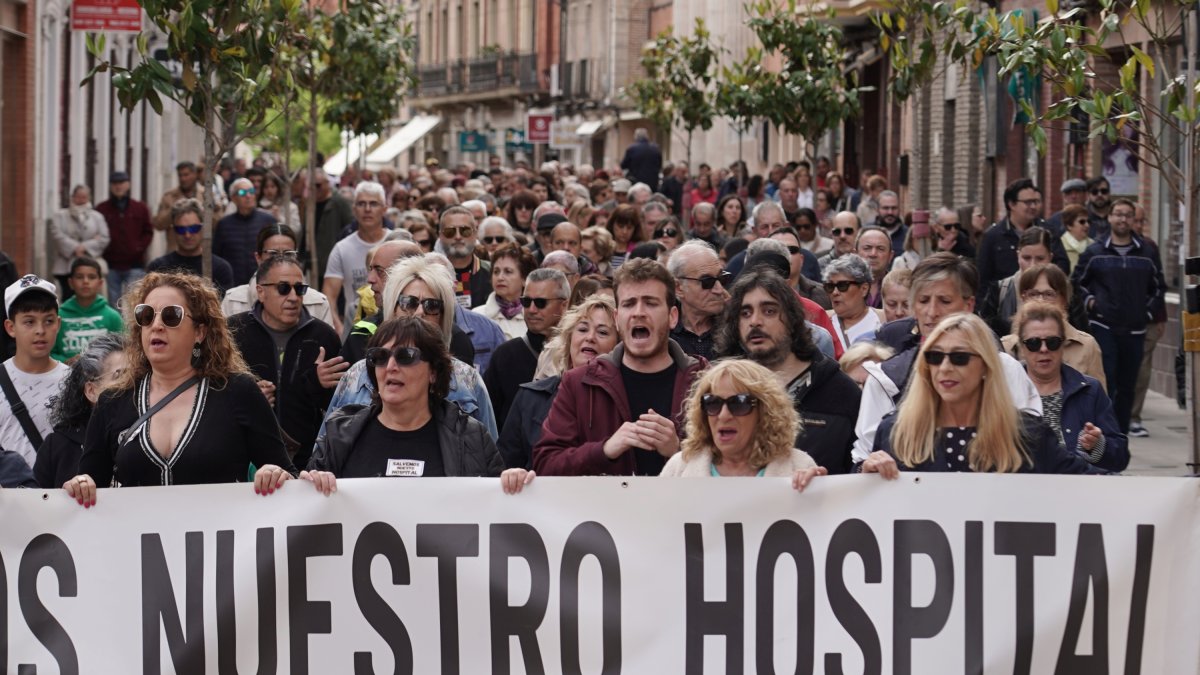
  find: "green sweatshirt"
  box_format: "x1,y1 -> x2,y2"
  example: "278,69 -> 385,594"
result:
51,295 -> 124,362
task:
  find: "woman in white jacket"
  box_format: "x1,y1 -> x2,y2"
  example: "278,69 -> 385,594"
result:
51,185 -> 110,296
472,243 -> 536,341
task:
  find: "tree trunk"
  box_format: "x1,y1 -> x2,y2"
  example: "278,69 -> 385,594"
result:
201,105 -> 218,282
737,129 -> 744,189
306,88 -> 319,278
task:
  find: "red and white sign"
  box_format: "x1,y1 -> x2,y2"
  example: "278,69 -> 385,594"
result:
72,0 -> 142,33
526,112 -> 553,144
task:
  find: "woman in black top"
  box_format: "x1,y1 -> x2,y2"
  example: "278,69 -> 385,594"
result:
35,333 -> 126,488
66,272 -> 296,507
303,316 -> 532,494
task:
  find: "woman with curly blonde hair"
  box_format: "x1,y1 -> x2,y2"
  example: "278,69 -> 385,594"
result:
66,272 -> 296,507
662,359 -> 826,490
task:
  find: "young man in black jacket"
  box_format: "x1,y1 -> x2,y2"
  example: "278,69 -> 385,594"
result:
715,268 -> 861,473
229,255 -> 343,467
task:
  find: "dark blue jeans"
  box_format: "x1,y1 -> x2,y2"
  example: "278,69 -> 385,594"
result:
1090,322 -> 1144,433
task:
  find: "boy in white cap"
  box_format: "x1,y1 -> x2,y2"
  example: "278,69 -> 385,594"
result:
1,275 -> 69,471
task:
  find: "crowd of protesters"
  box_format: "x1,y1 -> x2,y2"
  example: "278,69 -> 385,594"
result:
0,134 -> 1161,502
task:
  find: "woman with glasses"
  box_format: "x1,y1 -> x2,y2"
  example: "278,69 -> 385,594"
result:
302,317 -> 531,494
823,254 -> 884,347
405,217 -> 436,252
319,256 -> 498,443
477,216 -> 517,257
861,312 -> 1101,477
65,273 -> 298,507
1059,204 -> 1094,274
505,190 -> 540,236
228,254 -> 343,467
1015,303 -> 1127,472
35,334 -> 126,489
473,243 -> 536,340
221,223 -> 335,327
793,207 -> 833,256
660,359 -> 827,490
654,216 -> 687,253
1000,263 -> 1106,387
982,226 -> 1055,337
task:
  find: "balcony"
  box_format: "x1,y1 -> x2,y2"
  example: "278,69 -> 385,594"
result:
416,52 -> 543,101
418,64 -> 447,97
468,55 -> 499,92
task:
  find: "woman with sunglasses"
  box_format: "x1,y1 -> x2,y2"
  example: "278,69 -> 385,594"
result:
505,190 -> 540,236
301,316 -> 532,495
1059,204 -> 1093,274
65,273 -> 298,507
498,295 -> 619,469
228,254 -> 343,467
477,217 -> 517,257
221,224 -> 335,327
861,313 -> 1102,477
318,255 -> 498,444
1000,263 -> 1105,387
404,217 -> 436,252
1015,302 -> 1127,472
654,216 -> 687,253
823,254 -> 884,347
660,360 -> 827,490
473,243 -> 536,341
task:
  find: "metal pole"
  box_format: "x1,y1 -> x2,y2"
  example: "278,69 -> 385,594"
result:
1184,5 -> 1199,469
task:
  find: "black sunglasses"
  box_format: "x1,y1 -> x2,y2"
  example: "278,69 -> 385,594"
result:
396,295 -> 444,315
260,281 -> 309,297
365,346 -> 428,369
924,350 -> 980,366
786,245 -> 803,255
1091,188 -> 1110,196
520,296 -> 563,309
481,236 -> 508,245
1022,336 -> 1065,352
133,304 -> 189,328
679,271 -> 733,290
831,228 -> 856,237
701,393 -> 758,417
823,280 -> 863,293
654,228 -> 680,239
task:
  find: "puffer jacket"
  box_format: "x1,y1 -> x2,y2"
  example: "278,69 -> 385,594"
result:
791,353 -> 861,474
532,341 -> 705,476
308,399 -> 503,477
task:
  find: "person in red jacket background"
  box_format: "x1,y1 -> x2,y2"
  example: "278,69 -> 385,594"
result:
96,171 -> 153,305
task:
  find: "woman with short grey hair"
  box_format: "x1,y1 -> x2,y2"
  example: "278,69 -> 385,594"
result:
478,216 -> 516,256
823,253 -> 884,347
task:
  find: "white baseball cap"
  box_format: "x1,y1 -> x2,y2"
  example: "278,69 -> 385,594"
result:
5,275 -> 58,316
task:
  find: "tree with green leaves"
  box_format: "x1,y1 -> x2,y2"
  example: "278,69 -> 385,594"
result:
85,0 -> 307,278
625,19 -> 720,169
714,56 -> 769,187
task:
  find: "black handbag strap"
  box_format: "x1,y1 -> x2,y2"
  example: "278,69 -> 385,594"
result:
118,377 -> 200,446
0,365 -> 42,449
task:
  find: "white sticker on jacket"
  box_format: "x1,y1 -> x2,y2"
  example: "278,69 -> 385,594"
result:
386,459 -> 425,477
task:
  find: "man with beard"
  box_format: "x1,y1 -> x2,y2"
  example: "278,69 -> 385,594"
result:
484,268 -> 569,430
534,258 -> 706,476
875,190 -> 907,255
667,241 -> 729,360
715,269 -> 860,473
437,205 -> 492,309
1085,176 -> 1114,239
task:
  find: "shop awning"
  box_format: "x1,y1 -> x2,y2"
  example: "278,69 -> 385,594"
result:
575,117 -> 614,137
365,115 -> 442,168
323,133 -> 379,176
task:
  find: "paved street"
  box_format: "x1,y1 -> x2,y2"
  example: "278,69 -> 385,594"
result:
1125,391 -> 1196,476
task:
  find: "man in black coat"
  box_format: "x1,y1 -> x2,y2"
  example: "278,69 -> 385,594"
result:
619,128 -> 663,192
714,268 -> 861,473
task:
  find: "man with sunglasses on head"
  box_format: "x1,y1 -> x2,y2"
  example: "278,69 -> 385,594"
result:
147,199 -> 235,296
483,268 -> 569,431
213,177 -> 279,287
228,253 -> 342,468
667,241 -> 729,360
436,206 -> 492,310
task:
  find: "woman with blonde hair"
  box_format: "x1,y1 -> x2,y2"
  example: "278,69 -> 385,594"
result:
661,359 -> 827,490
862,312 -> 1101,477
498,295 -> 620,469
580,226 -> 615,277
66,272 -> 296,506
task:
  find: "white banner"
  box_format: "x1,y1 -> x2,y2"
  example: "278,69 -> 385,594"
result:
2,475 -> 1198,674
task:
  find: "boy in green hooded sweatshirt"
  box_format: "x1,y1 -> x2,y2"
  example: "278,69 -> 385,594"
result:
51,257 -> 123,363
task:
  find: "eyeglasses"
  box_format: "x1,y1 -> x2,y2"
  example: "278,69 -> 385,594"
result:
1021,336 -> 1064,352
701,393 -> 759,417
823,280 -> 863,293
369,264 -> 390,278
261,249 -> 298,258
396,295 -> 444,315
1091,188 -> 1110,196
173,224 -> 202,235
415,238 -> 433,249
481,236 -> 508,245
653,228 -> 680,239
923,350 -> 980,367
786,245 -> 802,255
259,281 -> 309,297
679,271 -> 733,290
133,304 -> 190,328
832,228 -> 856,237
1022,289 -> 1059,302
520,296 -> 564,309
441,225 -> 475,238
365,346 -> 429,369
355,200 -> 384,210
235,188 -> 256,197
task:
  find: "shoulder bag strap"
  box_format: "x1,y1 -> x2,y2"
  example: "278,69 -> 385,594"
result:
0,365 -> 43,449
117,376 -> 201,446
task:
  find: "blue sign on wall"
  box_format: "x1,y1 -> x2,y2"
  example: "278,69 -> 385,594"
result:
459,130 -> 489,153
